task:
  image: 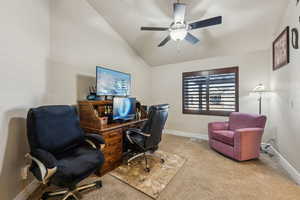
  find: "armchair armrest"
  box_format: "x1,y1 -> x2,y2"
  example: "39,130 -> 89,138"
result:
84,134 -> 106,150
234,128 -> 264,160
27,148 -> 57,184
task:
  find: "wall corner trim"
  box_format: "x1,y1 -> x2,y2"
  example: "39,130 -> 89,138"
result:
270,145 -> 300,185
14,180 -> 40,200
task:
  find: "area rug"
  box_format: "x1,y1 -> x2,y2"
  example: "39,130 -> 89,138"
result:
110,150 -> 186,199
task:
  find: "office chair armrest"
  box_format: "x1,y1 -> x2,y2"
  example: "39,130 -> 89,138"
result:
30,148 -> 57,168
26,149 -> 57,184
126,128 -> 150,137
85,134 -> 106,150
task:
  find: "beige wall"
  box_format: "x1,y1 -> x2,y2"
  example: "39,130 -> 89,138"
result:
151,51 -> 271,136
0,0 -> 152,199
269,0 -> 300,171
0,0 -> 50,200
47,0 -> 151,105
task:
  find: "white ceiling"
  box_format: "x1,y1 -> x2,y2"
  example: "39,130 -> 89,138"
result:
88,0 -> 288,67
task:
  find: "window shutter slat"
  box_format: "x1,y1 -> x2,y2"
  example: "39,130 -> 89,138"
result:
183,67 -> 239,116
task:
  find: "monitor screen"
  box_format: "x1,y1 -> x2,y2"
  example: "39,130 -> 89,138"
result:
113,97 -> 136,120
96,66 -> 131,96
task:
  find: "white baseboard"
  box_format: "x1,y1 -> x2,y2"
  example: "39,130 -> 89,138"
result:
165,129 -> 300,185
164,129 -> 208,140
14,180 -> 40,200
269,145 -> 300,185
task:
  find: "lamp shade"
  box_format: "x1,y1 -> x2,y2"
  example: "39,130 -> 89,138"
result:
252,84 -> 266,93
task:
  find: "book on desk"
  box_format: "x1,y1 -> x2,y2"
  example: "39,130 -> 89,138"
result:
78,100 -> 148,176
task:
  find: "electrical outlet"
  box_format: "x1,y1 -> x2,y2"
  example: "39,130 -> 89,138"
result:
21,165 -> 30,180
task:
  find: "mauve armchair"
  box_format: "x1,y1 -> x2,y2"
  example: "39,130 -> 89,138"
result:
208,112 -> 267,161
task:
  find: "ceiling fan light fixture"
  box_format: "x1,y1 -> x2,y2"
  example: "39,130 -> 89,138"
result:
170,29 -> 187,41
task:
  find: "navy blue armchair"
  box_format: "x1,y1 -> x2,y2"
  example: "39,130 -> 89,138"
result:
26,105 -> 105,200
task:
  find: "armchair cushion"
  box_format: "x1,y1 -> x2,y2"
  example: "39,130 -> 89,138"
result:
229,112 -> 267,130
211,130 -> 235,146
208,122 -> 229,132
52,146 -> 104,187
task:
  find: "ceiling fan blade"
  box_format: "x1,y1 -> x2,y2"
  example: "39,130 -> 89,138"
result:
185,33 -> 199,45
141,27 -> 169,31
158,35 -> 171,47
189,16 -> 222,30
173,3 -> 186,23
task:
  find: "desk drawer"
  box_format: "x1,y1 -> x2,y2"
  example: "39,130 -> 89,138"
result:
104,152 -> 122,163
104,145 -> 122,155
102,128 -> 122,139
105,137 -> 122,148
103,145 -> 122,161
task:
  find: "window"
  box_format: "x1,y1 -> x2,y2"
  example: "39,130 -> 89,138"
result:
182,67 -> 239,116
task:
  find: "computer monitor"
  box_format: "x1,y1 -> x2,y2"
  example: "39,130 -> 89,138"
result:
113,97 -> 136,121
96,66 -> 131,97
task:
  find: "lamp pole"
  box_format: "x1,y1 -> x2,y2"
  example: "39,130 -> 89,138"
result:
258,94 -> 262,115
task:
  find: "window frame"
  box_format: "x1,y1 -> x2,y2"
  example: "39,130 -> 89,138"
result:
182,66 -> 239,116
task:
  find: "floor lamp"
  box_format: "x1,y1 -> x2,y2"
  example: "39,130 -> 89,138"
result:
251,84 -> 269,115
251,84 -> 273,156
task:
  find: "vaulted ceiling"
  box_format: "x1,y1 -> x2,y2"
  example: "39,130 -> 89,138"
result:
88,0 -> 288,66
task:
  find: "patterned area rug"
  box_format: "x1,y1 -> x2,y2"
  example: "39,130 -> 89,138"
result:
110,151 -> 186,199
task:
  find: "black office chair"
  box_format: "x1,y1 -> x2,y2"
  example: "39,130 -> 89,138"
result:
125,104 -> 169,172
26,105 -> 105,200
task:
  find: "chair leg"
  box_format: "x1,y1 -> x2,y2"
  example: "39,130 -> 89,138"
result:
127,153 -> 144,164
143,153 -> 150,173
62,192 -> 79,200
127,151 -> 165,173
41,189 -> 69,199
41,180 -> 102,200
145,152 -> 165,163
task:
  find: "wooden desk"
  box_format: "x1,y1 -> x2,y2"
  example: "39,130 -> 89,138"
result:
78,100 -> 147,176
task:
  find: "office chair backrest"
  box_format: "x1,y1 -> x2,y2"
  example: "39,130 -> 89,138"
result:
27,105 -> 85,155
142,104 -> 169,149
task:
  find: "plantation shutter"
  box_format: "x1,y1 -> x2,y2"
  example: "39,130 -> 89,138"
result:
182,67 -> 239,116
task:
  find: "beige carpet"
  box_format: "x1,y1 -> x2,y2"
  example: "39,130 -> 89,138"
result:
110,150 -> 186,199
29,134 -> 300,200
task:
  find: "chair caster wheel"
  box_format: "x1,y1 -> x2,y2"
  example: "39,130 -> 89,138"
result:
95,180 -> 102,188
144,168 -> 150,173
41,192 -> 50,200
160,159 -> 165,164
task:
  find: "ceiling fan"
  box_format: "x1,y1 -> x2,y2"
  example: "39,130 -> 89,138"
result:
140,1 -> 223,47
